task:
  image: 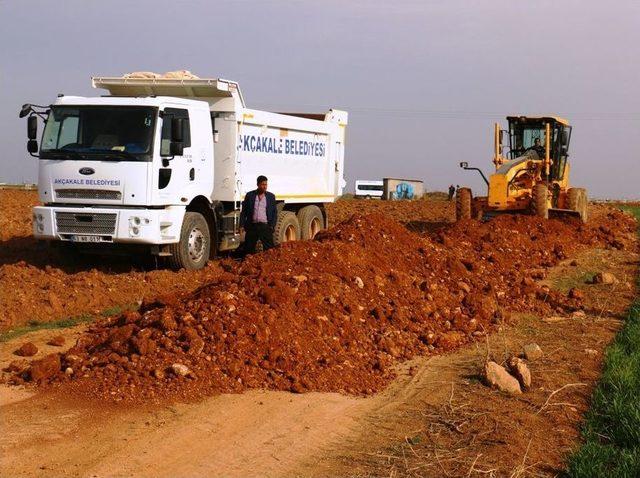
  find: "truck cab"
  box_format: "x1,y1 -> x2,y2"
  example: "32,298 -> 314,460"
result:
32,96 -> 212,258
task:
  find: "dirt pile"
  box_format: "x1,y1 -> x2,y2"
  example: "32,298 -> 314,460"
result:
327,198 -> 453,227
10,209 -> 635,402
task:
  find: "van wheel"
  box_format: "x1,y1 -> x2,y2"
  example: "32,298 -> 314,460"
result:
297,205 -> 324,240
273,211 -> 300,245
168,212 -> 211,270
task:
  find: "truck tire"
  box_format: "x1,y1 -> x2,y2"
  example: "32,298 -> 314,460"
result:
568,187 -> 588,223
455,188 -> 472,220
531,183 -> 549,219
297,205 -> 324,240
273,211 -> 300,245
167,211 -> 211,270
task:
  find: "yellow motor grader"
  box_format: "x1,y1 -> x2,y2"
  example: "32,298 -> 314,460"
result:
457,115 -> 588,222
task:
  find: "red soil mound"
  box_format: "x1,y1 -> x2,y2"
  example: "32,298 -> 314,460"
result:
11,210 -> 636,402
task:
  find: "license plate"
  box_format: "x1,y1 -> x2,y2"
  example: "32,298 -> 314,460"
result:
70,235 -> 103,243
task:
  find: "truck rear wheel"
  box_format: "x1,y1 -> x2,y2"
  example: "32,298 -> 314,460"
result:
568,187 -> 588,223
531,183 -> 549,219
168,212 -> 211,270
273,211 -> 300,245
297,205 -> 324,240
455,188 -> 472,220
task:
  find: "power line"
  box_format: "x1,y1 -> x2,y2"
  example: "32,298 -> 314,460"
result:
252,103 -> 640,122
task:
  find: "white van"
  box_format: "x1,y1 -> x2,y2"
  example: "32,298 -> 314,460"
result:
354,180 -> 383,199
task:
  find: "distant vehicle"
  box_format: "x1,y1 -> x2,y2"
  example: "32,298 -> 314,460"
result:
355,180 -> 383,199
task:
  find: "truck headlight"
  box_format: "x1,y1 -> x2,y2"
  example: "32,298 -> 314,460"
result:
130,226 -> 140,236
37,223 -> 44,232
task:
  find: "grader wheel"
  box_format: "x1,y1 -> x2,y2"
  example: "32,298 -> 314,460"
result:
456,188 -> 472,221
568,187 -> 588,223
531,183 -> 549,219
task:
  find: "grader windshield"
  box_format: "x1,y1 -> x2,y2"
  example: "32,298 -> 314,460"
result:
506,116 -> 572,181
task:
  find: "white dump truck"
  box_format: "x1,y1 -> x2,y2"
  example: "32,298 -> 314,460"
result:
20,75 -> 348,269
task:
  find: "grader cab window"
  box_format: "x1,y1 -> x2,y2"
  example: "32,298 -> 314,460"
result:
508,123 -> 546,159
550,125 -> 571,180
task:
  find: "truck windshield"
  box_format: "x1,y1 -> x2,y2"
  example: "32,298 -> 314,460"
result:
40,106 -> 156,161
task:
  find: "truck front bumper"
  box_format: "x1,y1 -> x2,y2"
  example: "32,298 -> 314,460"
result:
32,205 -> 185,245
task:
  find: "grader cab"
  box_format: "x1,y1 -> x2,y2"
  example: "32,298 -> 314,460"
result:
457,116 -> 588,222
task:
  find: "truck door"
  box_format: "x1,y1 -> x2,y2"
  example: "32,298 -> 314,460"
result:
158,108 -> 192,202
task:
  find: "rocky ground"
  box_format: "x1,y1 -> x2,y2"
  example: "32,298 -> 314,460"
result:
2,190 -> 636,405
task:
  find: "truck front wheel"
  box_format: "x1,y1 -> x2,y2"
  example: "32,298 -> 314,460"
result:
168,212 -> 211,270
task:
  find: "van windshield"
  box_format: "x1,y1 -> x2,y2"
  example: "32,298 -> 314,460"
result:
40,106 -> 156,161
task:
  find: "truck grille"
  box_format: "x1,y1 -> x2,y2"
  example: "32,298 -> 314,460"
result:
55,189 -> 122,200
55,212 -> 117,235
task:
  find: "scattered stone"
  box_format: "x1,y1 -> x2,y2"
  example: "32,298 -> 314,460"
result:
572,310 -> 586,319
508,357 -> 531,389
584,348 -> 598,356
47,335 -> 66,347
5,359 -> 29,373
292,275 -> 308,283
14,342 -> 38,357
29,354 -> 61,382
188,337 -> 205,356
484,361 -> 521,395
354,276 -> 364,289
171,363 -> 190,377
457,281 -> 471,294
153,368 -> 166,379
592,272 -> 617,285
523,343 -> 543,361
65,367 -> 74,375
568,288 -> 584,300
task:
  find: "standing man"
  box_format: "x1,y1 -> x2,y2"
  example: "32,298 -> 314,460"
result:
448,184 -> 455,201
241,175 -> 278,254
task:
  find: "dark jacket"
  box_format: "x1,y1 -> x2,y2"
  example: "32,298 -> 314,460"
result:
240,190 -> 277,228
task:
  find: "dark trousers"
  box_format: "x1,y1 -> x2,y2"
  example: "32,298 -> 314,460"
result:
244,222 -> 275,254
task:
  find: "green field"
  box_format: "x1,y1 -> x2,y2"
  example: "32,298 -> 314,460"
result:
567,206 -> 640,477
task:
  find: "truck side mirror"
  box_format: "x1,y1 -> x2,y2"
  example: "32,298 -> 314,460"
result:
27,140 -> 38,153
28,115 -> 38,140
172,117 -> 185,143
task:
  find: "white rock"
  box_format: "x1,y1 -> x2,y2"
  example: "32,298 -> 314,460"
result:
171,363 -> 191,377
354,276 -> 364,289
523,343 -> 543,361
508,357 -> 531,389
484,361 -> 522,395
